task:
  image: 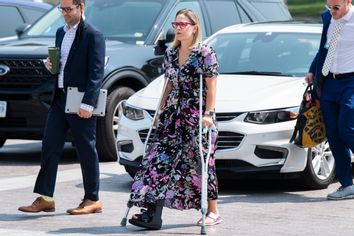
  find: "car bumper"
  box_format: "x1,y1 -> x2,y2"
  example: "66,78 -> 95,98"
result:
0,98 -> 49,139
117,112 -> 308,175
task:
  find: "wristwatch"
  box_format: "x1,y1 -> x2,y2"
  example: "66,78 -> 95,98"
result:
204,110 -> 215,116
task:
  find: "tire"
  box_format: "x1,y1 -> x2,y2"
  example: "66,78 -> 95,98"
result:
300,141 -> 335,189
124,166 -> 138,179
0,137 -> 6,148
96,86 -> 135,162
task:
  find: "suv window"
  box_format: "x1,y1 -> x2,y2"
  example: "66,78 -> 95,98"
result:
26,0 -> 165,44
20,6 -> 46,23
250,2 -> 289,19
87,0 -> 164,44
205,0 -> 241,32
238,3 -> 252,23
0,6 -> 24,37
160,0 -> 206,40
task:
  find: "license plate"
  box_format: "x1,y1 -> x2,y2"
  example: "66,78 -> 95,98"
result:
0,101 -> 6,118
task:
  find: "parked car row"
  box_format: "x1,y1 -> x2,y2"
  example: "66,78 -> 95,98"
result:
116,22 -> 340,189
1,0 -> 343,190
0,0 -> 292,161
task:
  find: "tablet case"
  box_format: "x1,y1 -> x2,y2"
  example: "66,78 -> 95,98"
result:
65,87 -> 107,117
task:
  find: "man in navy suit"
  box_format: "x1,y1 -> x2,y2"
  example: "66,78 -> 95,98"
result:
306,0 -> 354,200
18,0 -> 106,214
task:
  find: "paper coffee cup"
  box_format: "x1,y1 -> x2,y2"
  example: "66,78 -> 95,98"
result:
48,47 -> 60,74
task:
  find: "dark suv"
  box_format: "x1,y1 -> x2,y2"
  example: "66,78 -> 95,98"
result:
0,0 -> 291,161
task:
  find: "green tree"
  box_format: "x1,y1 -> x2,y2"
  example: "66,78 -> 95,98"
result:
287,0 -> 325,22
43,0 -> 59,5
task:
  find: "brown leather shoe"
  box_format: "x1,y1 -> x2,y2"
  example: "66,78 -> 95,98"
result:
67,199 -> 102,215
18,197 -> 55,213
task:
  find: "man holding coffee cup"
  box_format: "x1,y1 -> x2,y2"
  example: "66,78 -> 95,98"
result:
18,0 -> 106,215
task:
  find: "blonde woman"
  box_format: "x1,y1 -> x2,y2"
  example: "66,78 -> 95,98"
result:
128,8 -> 221,230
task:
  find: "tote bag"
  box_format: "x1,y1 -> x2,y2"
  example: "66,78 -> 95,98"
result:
290,85 -> 326,148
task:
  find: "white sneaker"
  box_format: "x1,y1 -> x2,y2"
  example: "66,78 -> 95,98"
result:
327,185 -> 354,200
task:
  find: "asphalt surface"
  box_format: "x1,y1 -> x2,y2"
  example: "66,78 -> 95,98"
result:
1,139 -> 354,236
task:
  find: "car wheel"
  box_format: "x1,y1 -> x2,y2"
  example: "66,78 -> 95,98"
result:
96,86 -> 135,162
300,141 -> 335,189
124,166 -> 138,178
0,137 -> 6,148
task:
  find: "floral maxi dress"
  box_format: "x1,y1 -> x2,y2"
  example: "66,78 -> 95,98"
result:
130,44 -> 219,210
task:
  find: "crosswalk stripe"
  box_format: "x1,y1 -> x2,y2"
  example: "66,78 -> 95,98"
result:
0,163 -> 126,192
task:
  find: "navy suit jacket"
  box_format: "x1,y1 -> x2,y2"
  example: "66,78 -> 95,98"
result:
309,10 -> 332,97
54,20 -> 105,107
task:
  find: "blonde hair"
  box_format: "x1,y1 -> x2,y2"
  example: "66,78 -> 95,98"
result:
172,8 -> 202,49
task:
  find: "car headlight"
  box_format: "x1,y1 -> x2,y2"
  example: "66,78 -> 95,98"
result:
122,101 -> 144,120
244,107 -> 299,124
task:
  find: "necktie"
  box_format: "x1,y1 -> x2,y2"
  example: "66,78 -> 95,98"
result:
322,21 -> 344,76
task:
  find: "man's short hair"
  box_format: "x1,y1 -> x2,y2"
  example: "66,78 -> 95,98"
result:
73,0 -> 85,5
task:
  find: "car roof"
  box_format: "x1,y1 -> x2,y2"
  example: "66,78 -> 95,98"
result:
0,0 -> 52,10
216,21 -> 322,34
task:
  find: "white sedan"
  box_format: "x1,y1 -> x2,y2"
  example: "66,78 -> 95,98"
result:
116,22 -> 336,189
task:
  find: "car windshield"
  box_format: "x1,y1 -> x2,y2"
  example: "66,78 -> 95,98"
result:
25,0 -> 164,44
208,31 -> 320,77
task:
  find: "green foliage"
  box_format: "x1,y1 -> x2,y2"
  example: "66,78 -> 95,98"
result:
288,0 -> 323,4
288,2 -> 325,16
287,0 -> 325,21
43,0 -> 59,5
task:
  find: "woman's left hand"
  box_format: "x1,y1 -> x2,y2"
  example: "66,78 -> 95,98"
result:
202,115 -> 213,128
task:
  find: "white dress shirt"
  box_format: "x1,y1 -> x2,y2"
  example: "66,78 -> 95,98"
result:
327,5 -> 354,74
58,22 -> 93,112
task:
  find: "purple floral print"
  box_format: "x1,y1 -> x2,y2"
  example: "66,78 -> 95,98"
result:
129,44 -> 219,210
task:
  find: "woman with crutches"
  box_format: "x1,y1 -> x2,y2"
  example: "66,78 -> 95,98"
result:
126,8 -> 221,230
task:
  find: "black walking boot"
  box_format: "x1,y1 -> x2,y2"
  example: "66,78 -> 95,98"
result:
129,199 -> 164,230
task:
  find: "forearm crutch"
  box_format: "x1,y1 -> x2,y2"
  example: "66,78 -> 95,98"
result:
121,78 -> 168,227
198,72 -> 215,235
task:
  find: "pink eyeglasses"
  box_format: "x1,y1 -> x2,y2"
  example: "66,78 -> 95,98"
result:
171,22 -> 195,29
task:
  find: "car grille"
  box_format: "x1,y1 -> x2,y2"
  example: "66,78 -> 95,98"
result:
0,58 -> 53,89
0,117 -> 26,128
146,110 -> 242,122
138,129 -> 244,150
217,131 -> 244,150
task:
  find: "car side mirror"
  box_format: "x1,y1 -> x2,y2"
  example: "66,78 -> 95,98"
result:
16,24 -> 31,37
154,28 -> 175,56
165,28 -> 175,43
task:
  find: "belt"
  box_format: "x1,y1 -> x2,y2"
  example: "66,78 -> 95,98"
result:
328,72 -> 354,80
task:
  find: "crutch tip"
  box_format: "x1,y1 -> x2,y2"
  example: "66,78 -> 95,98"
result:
201,227 -> 207,235
120,218 -> 127,226
127,201 -> 134,208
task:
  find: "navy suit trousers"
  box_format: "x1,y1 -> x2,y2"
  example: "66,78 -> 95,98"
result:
321,75 -> 354,187
34,91 -> 100,200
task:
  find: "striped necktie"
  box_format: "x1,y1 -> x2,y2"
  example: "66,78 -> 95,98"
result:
322,21 -> 344,77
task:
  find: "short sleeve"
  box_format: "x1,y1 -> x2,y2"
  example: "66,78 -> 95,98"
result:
201,44 -> 219,77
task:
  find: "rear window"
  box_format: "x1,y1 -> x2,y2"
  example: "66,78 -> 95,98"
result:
0,6 -> 24,37
20,6 -> 47,23
249,1 -> 291,20
205,0 -> 241,32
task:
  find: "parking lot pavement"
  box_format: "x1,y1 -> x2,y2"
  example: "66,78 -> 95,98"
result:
1,140 -> 354,236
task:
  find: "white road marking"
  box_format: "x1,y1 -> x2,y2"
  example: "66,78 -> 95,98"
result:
0,163 -> 126,192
